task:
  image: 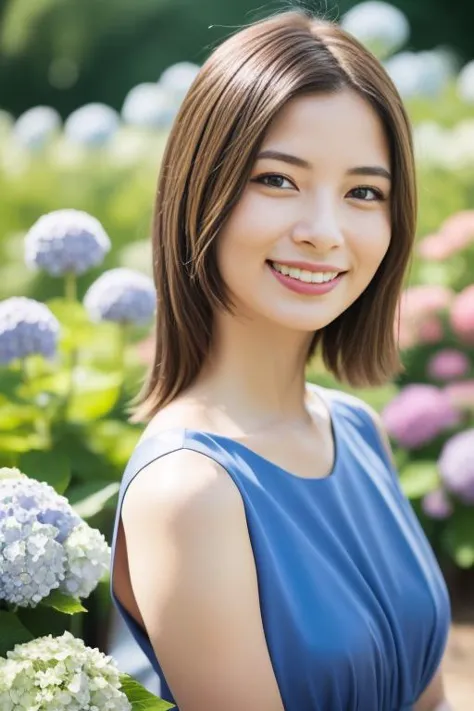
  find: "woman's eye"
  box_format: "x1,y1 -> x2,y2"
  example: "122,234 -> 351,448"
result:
253,173 -> 296,190
348,186 -> 385,202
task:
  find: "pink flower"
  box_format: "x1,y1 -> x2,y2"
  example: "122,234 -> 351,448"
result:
450,285 -> 474,343
396,285 -> 453,350
427,349 -> 471,380
381,384 -> 461,449
417,210 -> 474,261
418,316 -> 444,344
421,489 -> 453,520
443,379 -> 474,411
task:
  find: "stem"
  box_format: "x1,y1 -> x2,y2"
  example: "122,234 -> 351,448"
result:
116,323 -> 129,408
65,273 -> 77,302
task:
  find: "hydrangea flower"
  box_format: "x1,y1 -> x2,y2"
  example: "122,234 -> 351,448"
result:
341,1 -> 409,59
396,284 -> 453,350
457,60 -> 474,104
421,488 -> 453,520
62,522 -> 111,599
64,103 -> 120,148
25,209 -> 111,276
13,106 -> 61,150
0,297 -> 60,365
84,268 -> 156,325
384,50 -> 450,99
438,429 -> 474,504
122,83 -> 177,129
0,472 -> 110,607
381,384 -> 460,449
159,61 -> 200,102
450,285 -> 474,343
0,631 -> 131,711
418,210 -> 474,260
443,380 -> 474,411
427,349 -> 470,381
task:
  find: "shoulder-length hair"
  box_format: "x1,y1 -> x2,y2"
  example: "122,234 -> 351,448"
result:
131,10 -> 417,422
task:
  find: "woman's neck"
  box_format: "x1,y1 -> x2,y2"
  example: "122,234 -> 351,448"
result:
190,311 -> 315,430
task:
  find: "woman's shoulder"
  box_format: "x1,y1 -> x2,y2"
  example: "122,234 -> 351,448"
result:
308,383 -> 394,463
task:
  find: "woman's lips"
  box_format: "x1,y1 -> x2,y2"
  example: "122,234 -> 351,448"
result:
267,261 -> 345,296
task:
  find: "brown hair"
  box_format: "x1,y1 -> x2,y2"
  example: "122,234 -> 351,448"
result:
130,9 -> 417,423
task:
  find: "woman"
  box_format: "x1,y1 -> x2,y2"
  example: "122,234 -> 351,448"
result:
110,10 -> 452,711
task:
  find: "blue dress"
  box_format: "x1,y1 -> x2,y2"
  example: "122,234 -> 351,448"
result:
110,387 -> 451,711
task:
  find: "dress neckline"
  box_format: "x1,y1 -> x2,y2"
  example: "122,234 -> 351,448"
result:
139,384 -> 341,484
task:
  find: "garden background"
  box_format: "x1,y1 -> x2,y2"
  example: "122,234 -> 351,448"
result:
1,0 -> 474,708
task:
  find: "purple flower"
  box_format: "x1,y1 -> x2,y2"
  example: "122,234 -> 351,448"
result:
25,209 -> 111,277
0,297 -> 60,365
444,380 -> 474,411
84,268 -> 156,325
438,429 -> 474,504
427,349 -> 470,381
381,384 -> 460,449
421,488 -> 453,519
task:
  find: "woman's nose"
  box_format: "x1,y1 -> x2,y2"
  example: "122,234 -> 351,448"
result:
291,199 -> 344,251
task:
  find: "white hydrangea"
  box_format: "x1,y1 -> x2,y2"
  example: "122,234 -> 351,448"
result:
457,60 -> 474,104
122,83 -> 177,130
384,50 -> 451,99
0,470 -> 110,607
341,1 -> 410,59
64,103 -> 120,148
0,631 -> 131,711
61,523 -> 111,599
159,61 -> 200,103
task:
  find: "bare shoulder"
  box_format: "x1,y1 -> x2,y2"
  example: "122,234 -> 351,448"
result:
120,447 -> 284,710
122,446 -> 244,532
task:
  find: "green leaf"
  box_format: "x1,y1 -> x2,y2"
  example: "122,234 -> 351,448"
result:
0,611 -> 34,656
19,449 -> 71,494
0,402 -> 39,430
71,481 -> 120,519
66,367 -> 123,422
0,432 -> 44,453
40,590 -> 87,614
398,461 -> 440,499
119,674 -> 176,710
442,508 -> 474,569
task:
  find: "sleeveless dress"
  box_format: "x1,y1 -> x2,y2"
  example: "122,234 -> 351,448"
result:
109,387 -> 451,711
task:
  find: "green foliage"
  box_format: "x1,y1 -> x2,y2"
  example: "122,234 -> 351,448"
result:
119,674 -> 176,709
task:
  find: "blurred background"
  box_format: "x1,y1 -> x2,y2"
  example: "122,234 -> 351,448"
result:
1,0 -> 474,707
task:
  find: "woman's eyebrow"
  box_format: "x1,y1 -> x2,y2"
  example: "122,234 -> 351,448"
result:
256,149 -> 391,181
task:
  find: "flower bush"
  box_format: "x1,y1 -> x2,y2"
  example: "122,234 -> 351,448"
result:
0,207 -> 173,707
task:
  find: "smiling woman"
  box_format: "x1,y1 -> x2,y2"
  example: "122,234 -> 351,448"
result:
109,9 -> 451,711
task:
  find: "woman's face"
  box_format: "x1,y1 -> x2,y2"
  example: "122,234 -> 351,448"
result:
217,89 -> 392,333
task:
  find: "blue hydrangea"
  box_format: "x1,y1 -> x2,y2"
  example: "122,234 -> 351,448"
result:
0,472 -> 110,607
64,103 -> 120,148
159,61 -> 200,102
25,209 -> 111,276
457,60 -> 474,104
385,50 -> 452,99
438,429 -> 474,504
341,1 -> 410,59
84,268 -> 156,325
13,106 -> 61,150
122,83 -> 177,129
0,297 -> 60,365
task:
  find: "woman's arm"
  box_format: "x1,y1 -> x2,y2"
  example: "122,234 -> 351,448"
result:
122,448 -> 285,711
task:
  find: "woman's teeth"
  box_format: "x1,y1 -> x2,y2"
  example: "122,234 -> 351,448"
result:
270,261 -> 340,284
